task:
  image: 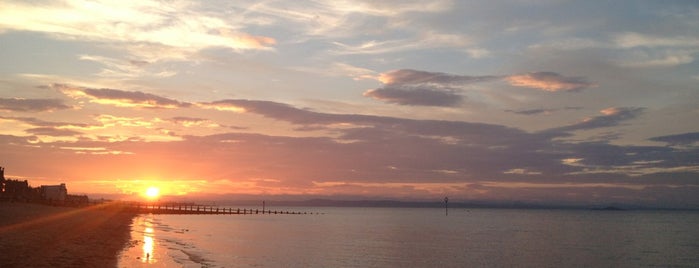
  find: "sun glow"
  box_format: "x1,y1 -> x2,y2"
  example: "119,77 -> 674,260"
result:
145,186 -> 160,199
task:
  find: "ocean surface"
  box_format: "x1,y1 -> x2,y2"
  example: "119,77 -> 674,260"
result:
118,207 -> 699,267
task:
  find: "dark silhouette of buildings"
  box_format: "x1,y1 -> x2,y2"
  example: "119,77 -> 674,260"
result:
0,166 -> 37,202
0,166 -> 88,206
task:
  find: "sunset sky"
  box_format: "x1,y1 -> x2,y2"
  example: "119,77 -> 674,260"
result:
1,1 -> 698,207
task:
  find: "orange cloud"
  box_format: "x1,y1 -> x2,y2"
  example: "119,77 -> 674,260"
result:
506,72 -> 595,92
220,30 -> 276,49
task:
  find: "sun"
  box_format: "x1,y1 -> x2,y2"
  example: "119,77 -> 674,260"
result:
145,187 -> 160,199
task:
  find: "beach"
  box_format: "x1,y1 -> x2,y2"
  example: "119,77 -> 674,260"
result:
0,202 -> 135,268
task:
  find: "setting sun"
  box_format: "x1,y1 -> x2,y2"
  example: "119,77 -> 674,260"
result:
145,187 -> 160,199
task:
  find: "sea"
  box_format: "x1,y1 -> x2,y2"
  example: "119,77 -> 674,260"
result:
117,207 -> 699,267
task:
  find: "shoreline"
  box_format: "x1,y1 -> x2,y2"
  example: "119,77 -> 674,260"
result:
0,202 -> 135,268
118,213 -> 209,267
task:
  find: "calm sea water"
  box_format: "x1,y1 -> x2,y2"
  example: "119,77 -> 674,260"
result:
118,207 -> 699,267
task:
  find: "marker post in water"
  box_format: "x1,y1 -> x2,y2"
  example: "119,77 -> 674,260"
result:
444,197 -> 449,216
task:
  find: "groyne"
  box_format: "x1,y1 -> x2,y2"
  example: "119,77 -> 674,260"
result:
113,201 -> 316,215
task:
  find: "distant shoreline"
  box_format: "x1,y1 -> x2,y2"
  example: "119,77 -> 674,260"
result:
0,202 -> 135,268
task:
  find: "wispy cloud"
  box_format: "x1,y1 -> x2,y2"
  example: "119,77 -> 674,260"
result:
246,0 -> 451,38
0,1 -> 276,51
79,55 -> 176,78
0,116 -> 90,129
25,127 -> 82,137
614,32 -> 699,48
363,87 -> 463,107
0,98 -> 71,112
364,69 -> 594,106
505,107 -> 582,116
616,49 -> 697,67
506,72 -> 596,92
548,107 -> 645,133
378,69 -> 499,86
0,0 -> 276,64
650,132 -> 699,146
611,32 -> 699,67
83,88 -> 190,108
53,83 -> 189,109
169,117 -> 220,128
331,32 -> 472,55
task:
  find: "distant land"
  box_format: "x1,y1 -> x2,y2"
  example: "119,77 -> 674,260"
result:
201,198 -> 697,211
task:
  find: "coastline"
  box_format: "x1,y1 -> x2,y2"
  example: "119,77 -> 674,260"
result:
0,202 -> 135,268
118,213 -> 207,267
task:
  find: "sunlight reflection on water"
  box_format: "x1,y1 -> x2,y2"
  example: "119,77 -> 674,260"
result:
142,227 -> 154,263
118,214 -> 198,268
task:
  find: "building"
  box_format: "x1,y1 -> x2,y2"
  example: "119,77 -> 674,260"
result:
40,184 -> 68,205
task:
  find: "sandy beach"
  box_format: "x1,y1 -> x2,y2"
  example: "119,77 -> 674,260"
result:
0,202 -> 135,268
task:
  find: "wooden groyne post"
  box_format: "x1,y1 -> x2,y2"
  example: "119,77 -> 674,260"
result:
114,201 -> 320,215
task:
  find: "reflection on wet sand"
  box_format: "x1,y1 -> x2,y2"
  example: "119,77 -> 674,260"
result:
142,226 -> 154,263
119,214 -> 208,267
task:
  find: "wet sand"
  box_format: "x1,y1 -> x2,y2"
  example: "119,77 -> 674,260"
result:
0,202 -> 135,268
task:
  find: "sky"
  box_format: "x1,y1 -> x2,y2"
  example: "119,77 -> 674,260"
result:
1,0 -> 698,207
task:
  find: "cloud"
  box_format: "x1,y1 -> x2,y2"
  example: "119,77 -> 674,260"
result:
82,88 -> 190,108
505,72 -> 596,92
246,0 -> 451,39
611,32 -> 699,67
219,30 -> 277,48
503,168 -> 542,175
144,101 -> 699,190
548,107 -> 645,133
169,116 -> 220,128
364,69 -> 500,107
52,84 -> 189,109
1,98 -> 697,206
363,87 -> 464,107
330,32 -> 472,55
200,99 -> 528,144
170,117 -> 208,124
79,54 -> 176,78
379,69 -> 500,86
0,1 -> 276,52
0,98 -> 71,112
505,106 -> 582,115
0,115 -> 90,128
614,32 -> 699,48
616,49 -> 696,67
291,62 -> 378,81
364,69 -> 596,106
650,132 -> 699,146
25,127 -> 82,137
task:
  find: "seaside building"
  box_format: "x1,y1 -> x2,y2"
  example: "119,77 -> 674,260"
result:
40,184 -> 68,205
1,166 -> 86,205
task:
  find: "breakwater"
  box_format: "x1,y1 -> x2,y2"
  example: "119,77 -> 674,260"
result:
114,202 -> 315,215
